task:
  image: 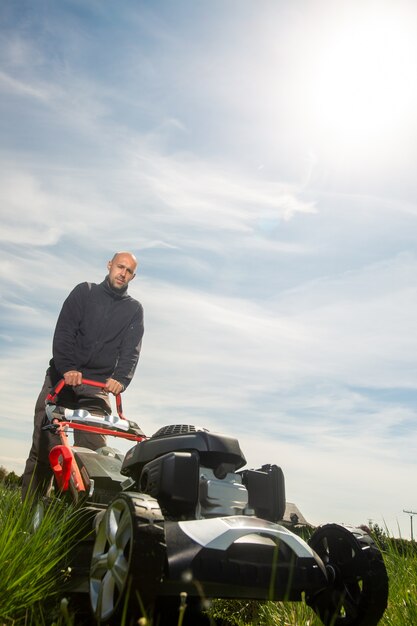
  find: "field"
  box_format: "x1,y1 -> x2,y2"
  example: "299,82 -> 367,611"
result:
0,483 -> 415,626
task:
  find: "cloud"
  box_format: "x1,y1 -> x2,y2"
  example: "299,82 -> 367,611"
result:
0,69 -> 51,101
0,172 -> 63,246
238,429 -> 413,534
0,138 -> 316,264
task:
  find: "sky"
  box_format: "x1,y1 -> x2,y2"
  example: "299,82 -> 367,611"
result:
1,0 -> 417,539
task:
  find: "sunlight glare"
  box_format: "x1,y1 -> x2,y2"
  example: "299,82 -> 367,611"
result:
301,2 -> 417,166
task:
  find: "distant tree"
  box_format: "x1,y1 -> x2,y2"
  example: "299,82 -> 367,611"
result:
0,466 -> 22,489
5,471 -> 21,488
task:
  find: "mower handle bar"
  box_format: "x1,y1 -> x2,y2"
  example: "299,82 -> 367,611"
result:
46,378 -> 125,420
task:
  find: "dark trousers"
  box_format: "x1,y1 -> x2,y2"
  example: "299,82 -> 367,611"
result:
21,370 -> 110,501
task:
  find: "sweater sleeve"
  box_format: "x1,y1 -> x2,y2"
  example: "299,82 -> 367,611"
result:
112,304 -> 144,389
52,283 -> 89,376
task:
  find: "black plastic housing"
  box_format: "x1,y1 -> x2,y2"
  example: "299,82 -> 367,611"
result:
121,426 -> 246,480
140,451 -> 200,515
240,464 -> 286,522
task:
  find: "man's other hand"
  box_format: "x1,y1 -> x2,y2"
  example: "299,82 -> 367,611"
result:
105,378 -> 124,395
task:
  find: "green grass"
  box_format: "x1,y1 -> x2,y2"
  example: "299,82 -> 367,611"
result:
0,484 -> 81,625
1,483 -> 416,626
380,538 -> 417,626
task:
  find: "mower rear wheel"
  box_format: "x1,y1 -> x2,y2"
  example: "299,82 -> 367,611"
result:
307,524 -> 388,626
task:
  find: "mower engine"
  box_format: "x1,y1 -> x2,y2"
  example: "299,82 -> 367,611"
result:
121,424 -> 286,521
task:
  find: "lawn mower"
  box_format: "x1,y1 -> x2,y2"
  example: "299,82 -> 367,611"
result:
44,379 -> 389,625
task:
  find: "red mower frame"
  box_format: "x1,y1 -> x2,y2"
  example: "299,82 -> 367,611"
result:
45,378 -> 146,501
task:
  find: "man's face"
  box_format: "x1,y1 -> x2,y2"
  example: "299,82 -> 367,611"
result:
107,253 -> 137,290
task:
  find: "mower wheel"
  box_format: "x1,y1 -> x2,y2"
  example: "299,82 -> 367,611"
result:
89,492 -> 165,625
306,524 -> 388,626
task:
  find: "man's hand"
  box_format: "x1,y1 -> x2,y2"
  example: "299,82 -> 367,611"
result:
63,370 -> 83,386
105,378 -> 124,395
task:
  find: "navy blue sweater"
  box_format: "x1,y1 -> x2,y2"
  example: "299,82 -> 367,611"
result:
50,278 -> 144,389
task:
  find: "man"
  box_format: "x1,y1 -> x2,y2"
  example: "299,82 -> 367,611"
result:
21,251 -> 144,500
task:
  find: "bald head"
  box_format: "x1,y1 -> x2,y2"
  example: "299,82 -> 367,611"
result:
107,252 -> 137,290
110,251 -> 137,264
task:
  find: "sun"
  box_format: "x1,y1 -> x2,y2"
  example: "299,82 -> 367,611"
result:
298,2 -> 417,168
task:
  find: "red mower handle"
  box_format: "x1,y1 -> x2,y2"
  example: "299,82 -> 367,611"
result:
46,378 -> 125,420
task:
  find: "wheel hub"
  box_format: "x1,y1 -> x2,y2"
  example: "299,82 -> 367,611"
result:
325,564 -> 337,584
107,543 -> 121,569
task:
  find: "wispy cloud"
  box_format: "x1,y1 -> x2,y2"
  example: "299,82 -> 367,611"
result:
0,69 -> 51,101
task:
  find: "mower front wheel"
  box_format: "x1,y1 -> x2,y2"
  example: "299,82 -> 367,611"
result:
89,492 -> 165,625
